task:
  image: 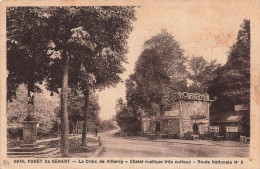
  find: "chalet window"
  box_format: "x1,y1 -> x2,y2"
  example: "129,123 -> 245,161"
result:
210,126 -> 219,132
226,126 -> 238,132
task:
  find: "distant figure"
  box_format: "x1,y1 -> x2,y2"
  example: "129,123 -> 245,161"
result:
98,136 -> 102,146
94,126 -> 98,137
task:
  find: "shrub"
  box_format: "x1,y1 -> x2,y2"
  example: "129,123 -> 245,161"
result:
182,131 -> 193,140
47,140 -> 60,148
69,137 -> 83,153
7,128 -> 23,139
37,128 -> 49,139
199,133 -> 211,140
7,140 -> 20,148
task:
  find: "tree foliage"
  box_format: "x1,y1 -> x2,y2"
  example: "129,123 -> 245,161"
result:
54,89 -> 101,134
188,56 -> 220,93
7,6 -> 136,155
45,7 -> 136,93
127,30 -> 188,115
115,98 -> 140,132
209,19 -> 250,106
66,90 -> 100,124
99,120 -> 117,131
7,7 -> 49,100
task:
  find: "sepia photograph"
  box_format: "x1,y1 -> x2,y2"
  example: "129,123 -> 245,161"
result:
0,0 -> 260,168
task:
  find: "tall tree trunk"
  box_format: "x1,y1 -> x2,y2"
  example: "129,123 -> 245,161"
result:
82,89 -> 89,146
140,109 -> 144,133
76,121 -> 78,135
60,52 -> 70,156
72,122 -> 76,135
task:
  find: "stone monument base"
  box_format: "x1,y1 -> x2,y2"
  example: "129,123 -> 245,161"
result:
22,120 -> 38,146
7,146 -> 58,156
7,118 -> 49,155
8,145 -> 47,152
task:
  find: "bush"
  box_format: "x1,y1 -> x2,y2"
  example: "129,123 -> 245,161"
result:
7,128 -> 23,139
182,131 -> 193,140
47,140 -> 60,148
114,132 -> 121,137
7,140 -> 20,148
99,120 -> 117,131
199,133 -> 211,140
37,128 -> 49,139
69,137 -> 83,153
69,137 -> 98,153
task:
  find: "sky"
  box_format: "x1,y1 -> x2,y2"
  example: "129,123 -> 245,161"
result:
97,1 -> 249,120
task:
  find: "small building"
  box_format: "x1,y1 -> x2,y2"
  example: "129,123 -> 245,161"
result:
142,92 -> 214,138
210,105 -> 250,141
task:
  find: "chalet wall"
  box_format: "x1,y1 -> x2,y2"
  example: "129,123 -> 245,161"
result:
161,101 -> 180,134
180,100 -> 209,119
141,93 -> 212,138
143,117 -> 152,133
179,100 -> 209,137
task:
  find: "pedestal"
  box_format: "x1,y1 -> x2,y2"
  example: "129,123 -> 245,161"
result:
8,119 -> 50,156
22,120 -> 38,148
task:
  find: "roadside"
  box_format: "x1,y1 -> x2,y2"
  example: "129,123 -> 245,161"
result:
39,133 -> 104,158
114,134 -> 250,148
37,132 -> 97,144
8,133 -> 104,158
99,129 -> 249,157
207,140 -> 250,147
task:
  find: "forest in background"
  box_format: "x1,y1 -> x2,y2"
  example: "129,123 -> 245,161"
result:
116,20 -> 250,133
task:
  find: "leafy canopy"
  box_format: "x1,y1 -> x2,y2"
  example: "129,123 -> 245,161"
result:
126,30 -> 188,114
209,19 -> 250,106
7,7 -> 49,100
45,7 -> 137,94
188,56 -> 220,93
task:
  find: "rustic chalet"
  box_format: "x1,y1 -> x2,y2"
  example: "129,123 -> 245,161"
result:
210,104 -> 250,141
142,92 -> 214,138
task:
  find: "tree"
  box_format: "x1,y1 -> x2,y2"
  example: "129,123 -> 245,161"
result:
99,120 -> 117,131
84,93 -> 101,134
7,7 -> 49,120
44,7 -> 136,152
45,8 -> 97,155
115,98 -> 140,132
67,7 -> 136,146
209,19 -> 250,107
188,56 -> 220,93
55,89 -> 101,135
67,90 -> 85,134
125,74 -> 146,109
129,30 -> 188,115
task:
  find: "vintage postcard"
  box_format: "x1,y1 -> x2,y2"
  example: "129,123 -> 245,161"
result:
0,0 -> 260,169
